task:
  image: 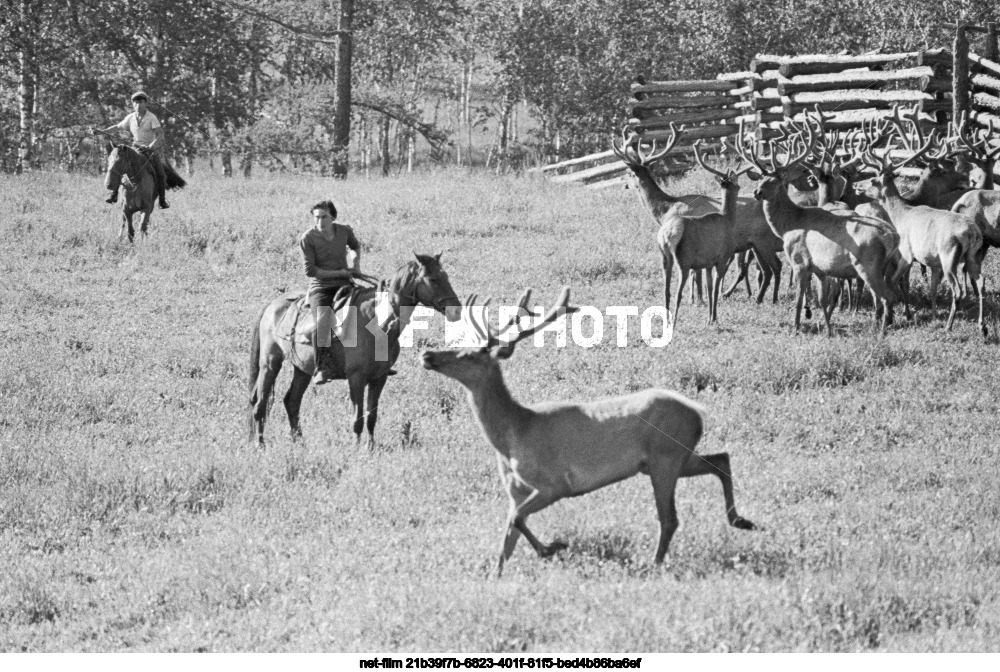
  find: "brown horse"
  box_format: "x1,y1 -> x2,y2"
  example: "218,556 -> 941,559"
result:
104,143 -> 186,241
249,253 -> 462,448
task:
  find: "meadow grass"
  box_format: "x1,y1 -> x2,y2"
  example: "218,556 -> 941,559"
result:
1,166 -> 999,651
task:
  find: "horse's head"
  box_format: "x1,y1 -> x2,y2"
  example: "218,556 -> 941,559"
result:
104,143 -> 131,192
409,252 -> 461,321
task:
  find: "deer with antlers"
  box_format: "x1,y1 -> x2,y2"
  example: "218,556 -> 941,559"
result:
736,120 -> 902,336
950,114 -> 1000,267
857,111 -> 986,336
654,140 -> 760,329
614,125 -> 784,306
421,288 -> 757,576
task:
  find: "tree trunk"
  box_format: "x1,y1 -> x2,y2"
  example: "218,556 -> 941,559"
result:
331,0 -> 354,179
380,114 -> 391,176
17,0 -> 36,174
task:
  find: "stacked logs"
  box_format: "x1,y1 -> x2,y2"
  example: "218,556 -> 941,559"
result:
969,51 -> 1000,131
627,72 -> 755,174
748,50 -> 953,141
626,49 -> 956,168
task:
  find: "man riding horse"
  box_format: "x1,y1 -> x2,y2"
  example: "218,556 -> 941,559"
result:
96,91 -> 171,209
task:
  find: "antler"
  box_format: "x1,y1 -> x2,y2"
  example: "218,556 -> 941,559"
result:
612,124 -> 683,167
490,287 -> 578,358
950,111 -> 1000,162
693,139 -> 754,181
735,118 -> 771,176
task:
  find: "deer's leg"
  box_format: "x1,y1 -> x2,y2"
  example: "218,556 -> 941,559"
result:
497,480 -> 561,577
929,266 -> 944,323
690,270 -> 705,306
660,251 -> 673,314
704,267 -> 716,324
348,374 -> 367,442
820,278 -> 840,337
722,250 -> 749,298
793,269 -> 810,333
283,365 -> 312,440
770,257 -> 782,304
680,453 -> 756,531
673,267 -> 690,331
648,454 -> 685,564
364,374 -> 389,450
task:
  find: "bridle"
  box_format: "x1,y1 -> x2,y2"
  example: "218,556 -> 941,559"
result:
107,145 -> 152,192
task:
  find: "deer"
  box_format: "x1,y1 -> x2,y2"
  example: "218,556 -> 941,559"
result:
736,119 -> 903,336
421,288 -> 757,577
857,114 -> 986,336
655,140 -> 761,329
949,113 -> 1000,269
614,125 -> 783,306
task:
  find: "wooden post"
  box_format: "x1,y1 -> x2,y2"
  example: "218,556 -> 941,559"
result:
954,24 -> 970,126
986,23 -> 998,63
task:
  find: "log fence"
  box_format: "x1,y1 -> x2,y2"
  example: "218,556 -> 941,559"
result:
535,20 -> 1000,188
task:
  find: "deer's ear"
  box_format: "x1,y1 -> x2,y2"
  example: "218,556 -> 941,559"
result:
105,142 -> 114,155
435,252 -> 443,262
747,169 -> 762,181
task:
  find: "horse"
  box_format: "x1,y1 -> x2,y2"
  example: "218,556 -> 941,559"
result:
103,143 -> 186,241
249,253 -> 462,448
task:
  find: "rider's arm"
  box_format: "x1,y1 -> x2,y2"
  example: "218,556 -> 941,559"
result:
148,125 -> 165,151
96,116 -> 129,136
346,227 -> 361,272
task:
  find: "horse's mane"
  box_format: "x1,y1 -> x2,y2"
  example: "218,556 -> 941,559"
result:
112,145 -> 153,178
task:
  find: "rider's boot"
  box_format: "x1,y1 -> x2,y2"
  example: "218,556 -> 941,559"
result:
106,190 -> 118,204
313,346 -> 338,385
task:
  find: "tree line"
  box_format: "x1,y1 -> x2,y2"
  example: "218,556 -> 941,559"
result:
2,0 -> 997,177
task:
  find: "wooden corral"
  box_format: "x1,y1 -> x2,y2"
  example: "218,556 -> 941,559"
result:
537,20 -> 1000,188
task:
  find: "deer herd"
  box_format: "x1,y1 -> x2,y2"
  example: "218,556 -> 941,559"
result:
614,104 -> 999,338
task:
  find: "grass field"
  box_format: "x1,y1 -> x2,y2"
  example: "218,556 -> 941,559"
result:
1,165 -> 999,652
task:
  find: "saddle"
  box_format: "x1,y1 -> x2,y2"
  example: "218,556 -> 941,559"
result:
279,285 -> 360,346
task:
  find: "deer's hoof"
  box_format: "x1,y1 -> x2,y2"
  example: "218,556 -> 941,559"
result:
540,541 -> 568,558
732,517 -> 756,531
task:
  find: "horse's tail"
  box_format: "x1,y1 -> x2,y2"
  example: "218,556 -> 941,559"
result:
164,160 -> 187,190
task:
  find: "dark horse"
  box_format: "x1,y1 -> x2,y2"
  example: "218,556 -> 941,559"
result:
249,253 -> 462,448
104,143 -> 186,241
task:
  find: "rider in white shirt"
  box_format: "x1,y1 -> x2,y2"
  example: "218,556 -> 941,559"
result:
97,91 -> 171,209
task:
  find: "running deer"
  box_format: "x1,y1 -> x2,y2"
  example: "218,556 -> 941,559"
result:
421,288 -> 756,576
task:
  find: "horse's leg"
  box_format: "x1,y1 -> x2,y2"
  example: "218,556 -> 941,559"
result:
283,366 -> 313,440
250,354 -> 282,446
123,210 -> 135,243
348,373 -> 368,444
140,205 -> 152,237
364,374 -> 389,451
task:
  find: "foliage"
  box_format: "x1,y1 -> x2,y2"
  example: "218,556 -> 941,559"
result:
3,0 -> 1000,171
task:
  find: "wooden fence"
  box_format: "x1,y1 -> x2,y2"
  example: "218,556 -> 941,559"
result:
535,20 -> 1000,188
